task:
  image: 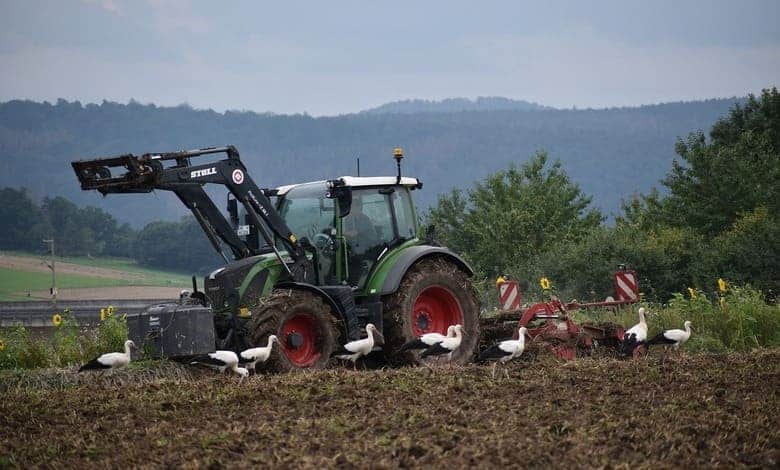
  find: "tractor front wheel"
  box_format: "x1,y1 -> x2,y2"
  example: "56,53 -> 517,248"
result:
383,258 -> 480,365
246,289 -> 339,372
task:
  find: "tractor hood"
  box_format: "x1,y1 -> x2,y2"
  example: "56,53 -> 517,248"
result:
204,253 -> 284,311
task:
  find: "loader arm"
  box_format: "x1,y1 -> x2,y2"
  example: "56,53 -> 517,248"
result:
71,146 -> 314,282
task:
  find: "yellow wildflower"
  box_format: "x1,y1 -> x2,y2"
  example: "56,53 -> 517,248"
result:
718,278 -> 727,293
496,275 -> 506,287
52,313 -> 63,327
0,339 -> 5,352
687,287 -> 697,299
540,277 -> 551,290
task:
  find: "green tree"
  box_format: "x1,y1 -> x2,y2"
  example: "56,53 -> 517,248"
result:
693,207 -> 780,295
0,187 -> 50,251
619,87 -> 780,299
427,152 -> 602,276
134,217 -> 220,273
533,222 -> 703,303
664,88 -> 780,235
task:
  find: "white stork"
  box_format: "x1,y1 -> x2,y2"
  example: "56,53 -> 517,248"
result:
420,324 -> 463,366
239,335 -> 278,373
399,325 -> 455,352
190,350 -> 249,383
79,340 -> 135,373
334,323 -> 384,370
621,307 -> 648,357
648,321 -> 692,351
478,326 -> 528,378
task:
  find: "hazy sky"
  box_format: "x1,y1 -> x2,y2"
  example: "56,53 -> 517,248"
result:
1,0 -> 778,115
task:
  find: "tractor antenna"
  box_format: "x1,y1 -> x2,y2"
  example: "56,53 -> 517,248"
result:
356,157 -> 360,176
393,147 -> 404,184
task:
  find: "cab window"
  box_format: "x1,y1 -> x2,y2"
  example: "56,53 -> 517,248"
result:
278,182 -> 335,241
392,188 -> 417,239
343,189 -> 392,287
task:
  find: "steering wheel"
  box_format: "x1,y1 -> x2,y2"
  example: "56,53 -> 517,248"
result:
312,232 -> 334,251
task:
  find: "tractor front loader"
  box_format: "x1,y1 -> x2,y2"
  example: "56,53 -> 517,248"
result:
72,146 -> 481,370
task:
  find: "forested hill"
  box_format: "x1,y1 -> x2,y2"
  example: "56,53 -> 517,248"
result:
361,97 -> 551,114
0,97 -> 741,227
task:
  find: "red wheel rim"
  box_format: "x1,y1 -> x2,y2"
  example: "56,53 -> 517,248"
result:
412,286 -> 464,337
280,314 -> 321,367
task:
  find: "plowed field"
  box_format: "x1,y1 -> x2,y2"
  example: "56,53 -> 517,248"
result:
1,351 -> 778,468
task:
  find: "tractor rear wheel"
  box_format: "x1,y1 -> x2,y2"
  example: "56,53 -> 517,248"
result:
383,258 -> 480,366
246,289 -> 339,372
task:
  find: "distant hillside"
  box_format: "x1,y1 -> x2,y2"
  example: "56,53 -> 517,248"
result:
0,97 -> 742,227
362,96 -> 551,114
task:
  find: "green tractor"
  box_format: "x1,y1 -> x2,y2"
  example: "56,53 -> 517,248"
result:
72,146 -> 480,371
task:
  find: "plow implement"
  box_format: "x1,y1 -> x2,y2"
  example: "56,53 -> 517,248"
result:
482,267 -> 639,359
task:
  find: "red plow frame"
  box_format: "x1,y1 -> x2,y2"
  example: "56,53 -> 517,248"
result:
485,268 -> 639,360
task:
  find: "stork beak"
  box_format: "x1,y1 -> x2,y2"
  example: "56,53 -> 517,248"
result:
373,328 -> 385,346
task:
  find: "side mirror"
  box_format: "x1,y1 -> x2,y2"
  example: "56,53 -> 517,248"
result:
328,186 -> 352,218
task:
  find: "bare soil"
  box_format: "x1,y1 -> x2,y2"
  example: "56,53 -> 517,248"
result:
0,255 -> 145,281
1,351 -> 778,468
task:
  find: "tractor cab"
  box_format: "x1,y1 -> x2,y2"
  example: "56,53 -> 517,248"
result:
275,176 -> 423,289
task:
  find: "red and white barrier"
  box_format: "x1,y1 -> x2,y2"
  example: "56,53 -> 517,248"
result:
614,270 -> 639,301
498,281 -> 522,311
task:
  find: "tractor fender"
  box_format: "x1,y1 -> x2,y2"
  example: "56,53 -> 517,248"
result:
378,246 -> 473,296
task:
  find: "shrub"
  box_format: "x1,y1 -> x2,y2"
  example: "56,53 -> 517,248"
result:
0,326 -> 50,369
0,307 -> 128,370
662,286 -> 780,351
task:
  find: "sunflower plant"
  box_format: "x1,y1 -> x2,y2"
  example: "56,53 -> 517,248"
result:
539,276 -> 559,300
50,309 -> 82,366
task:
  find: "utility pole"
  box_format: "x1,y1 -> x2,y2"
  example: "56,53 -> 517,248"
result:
42,239 -> 56,305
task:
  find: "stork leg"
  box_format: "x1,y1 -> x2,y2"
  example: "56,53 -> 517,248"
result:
503,364 -> 510,380
491,362 -> 498,379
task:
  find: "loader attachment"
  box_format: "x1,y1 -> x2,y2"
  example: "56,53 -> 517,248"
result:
72,146 -> 237,195
72,154 -> 160,194
71,146 -> 314,283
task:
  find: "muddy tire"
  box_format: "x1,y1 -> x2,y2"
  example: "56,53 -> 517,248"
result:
383,258 -> 480,366
246,289 -> 339,372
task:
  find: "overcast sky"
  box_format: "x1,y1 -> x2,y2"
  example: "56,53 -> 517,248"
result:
1,0 -> 778,115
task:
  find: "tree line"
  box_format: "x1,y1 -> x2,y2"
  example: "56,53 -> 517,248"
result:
428,88 -> 779,302
0,190 -> 220,273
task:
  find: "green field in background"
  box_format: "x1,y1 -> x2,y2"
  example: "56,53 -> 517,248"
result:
0,253 -> 192,301
0,268 -> 135,301
3,252 -> 192,285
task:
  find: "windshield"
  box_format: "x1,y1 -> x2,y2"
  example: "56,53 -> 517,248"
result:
277,182 -> 335,242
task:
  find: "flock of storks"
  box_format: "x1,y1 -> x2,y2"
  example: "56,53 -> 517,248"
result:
620,307 -> 693,357
77,307 -> 692,381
